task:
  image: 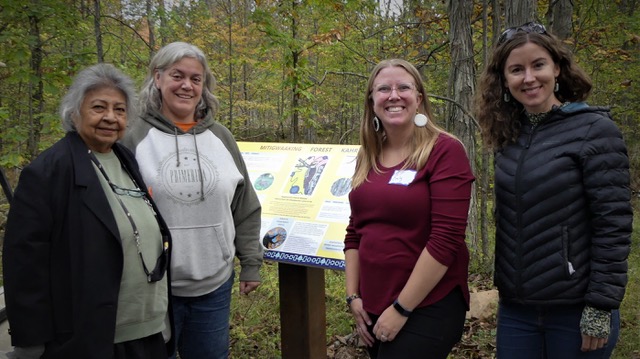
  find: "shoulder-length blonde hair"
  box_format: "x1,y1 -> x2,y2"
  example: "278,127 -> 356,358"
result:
351,59 -> 449,189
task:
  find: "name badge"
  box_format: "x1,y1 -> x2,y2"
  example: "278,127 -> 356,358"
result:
388,170 -> 417,186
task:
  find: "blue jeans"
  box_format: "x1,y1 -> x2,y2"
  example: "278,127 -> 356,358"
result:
170,273 -> 234,359
497,301 -> 620,359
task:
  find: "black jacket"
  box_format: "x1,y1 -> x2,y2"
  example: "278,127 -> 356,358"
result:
3,132 -> 175,358
493,103 -> 632,310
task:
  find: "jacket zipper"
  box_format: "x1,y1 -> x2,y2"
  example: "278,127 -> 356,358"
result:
515,124 -> 537,298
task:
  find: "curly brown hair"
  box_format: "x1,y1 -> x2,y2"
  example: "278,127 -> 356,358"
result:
474,29 -> 592,150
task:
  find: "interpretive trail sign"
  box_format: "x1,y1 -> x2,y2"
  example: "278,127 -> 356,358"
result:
238,142 -> 359,358
238,142 -> 359,270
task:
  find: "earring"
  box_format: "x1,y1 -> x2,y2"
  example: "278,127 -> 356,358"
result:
554,80 -> 559,92
503,91 -> 511,102
373,116 -> 381,132
414,113 -> 428,127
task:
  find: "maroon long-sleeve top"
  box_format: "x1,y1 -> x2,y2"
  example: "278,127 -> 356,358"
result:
344,133 -> 475,315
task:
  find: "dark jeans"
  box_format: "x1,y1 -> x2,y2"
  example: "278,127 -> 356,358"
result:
497,301 -> 620,359
365,287 -> 467,359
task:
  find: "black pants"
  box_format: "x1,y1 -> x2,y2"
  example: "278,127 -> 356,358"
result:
113,332 -> 167,359
366,287 -> 466,359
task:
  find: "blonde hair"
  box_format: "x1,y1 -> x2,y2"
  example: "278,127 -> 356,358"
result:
351,59 -> 451,189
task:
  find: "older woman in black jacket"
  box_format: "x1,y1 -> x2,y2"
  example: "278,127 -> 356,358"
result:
3,63 -> 174,359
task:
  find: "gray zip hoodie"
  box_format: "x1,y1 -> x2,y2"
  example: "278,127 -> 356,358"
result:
122,109 -> 263,296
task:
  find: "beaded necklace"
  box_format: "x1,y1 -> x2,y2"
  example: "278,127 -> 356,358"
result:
525,102 -> 570,127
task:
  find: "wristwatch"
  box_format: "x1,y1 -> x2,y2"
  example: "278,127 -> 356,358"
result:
346,293 -> 361,306
393,299 -> 412,317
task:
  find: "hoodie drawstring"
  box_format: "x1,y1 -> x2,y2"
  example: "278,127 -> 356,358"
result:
174,126 -> 205,201
192,128 -> 205,201
174,127 -> 181,167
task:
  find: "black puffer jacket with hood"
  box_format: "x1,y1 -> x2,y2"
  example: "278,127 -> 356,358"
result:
493,102 -> 632,310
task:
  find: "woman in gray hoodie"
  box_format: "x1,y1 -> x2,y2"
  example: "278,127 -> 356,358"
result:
122,42 -> 263,359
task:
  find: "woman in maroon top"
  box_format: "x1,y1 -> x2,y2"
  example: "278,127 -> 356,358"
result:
344,59 -> 474,359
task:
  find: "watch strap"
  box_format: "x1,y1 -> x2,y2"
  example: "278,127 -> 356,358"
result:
393,299 -> 412,317
346,293 -> 361,306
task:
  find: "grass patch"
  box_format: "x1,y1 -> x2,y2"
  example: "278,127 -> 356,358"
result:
614,208 -> 640,359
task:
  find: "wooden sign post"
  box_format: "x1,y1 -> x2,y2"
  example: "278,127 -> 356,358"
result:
238,142 -> 357,358
278,263 -> 327,358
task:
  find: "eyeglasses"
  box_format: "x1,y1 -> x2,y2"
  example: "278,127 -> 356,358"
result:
89,150 -> 169,283
109,182 -> 146,198
373,83 -> 415,95
498,22 -> 547,45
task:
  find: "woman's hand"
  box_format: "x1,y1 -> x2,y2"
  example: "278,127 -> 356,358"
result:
239,281 -> 260,295
372,304 -> 408,343
581,334 -> 607,351
579,306 -> 610,351
349,298 -> 375,346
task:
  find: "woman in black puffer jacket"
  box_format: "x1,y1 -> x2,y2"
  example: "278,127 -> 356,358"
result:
474,22 -> 632,359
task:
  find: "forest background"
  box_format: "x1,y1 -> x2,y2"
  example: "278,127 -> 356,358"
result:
0,0 -> 638,358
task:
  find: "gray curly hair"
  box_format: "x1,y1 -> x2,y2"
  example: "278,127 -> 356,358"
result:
139,42 -> 219,120
59,63 -> 137,132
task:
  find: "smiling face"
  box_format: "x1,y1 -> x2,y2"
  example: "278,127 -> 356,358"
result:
154,56 -> 204,123
75,86 -> 127,153
371,66 -> 422,130
503,42 -> 561,113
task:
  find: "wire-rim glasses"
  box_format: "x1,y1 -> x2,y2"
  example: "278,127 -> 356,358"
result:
373,83 -> 416,95
498,22 -> 547,45
109,182 -> 146,198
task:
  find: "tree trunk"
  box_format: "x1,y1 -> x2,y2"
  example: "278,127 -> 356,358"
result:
289,0 -> 300,143
227,0 -> 234,132
447,0 -> 478,250
549,0 -> 573,40
493,0 -> 502,43
505,0 -> 537,27
478,0 -> 495,267
158,0 -> 167,46
93,0 -> 103,62
27,4 -> 44,161
242,0 -> 250,140
146,0 -> 155,57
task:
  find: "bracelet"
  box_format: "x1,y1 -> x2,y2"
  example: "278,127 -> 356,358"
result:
393,299 -> 412,317
346,293 -> 361,306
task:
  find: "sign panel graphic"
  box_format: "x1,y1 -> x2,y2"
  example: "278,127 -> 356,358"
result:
238,142 -> 359,270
